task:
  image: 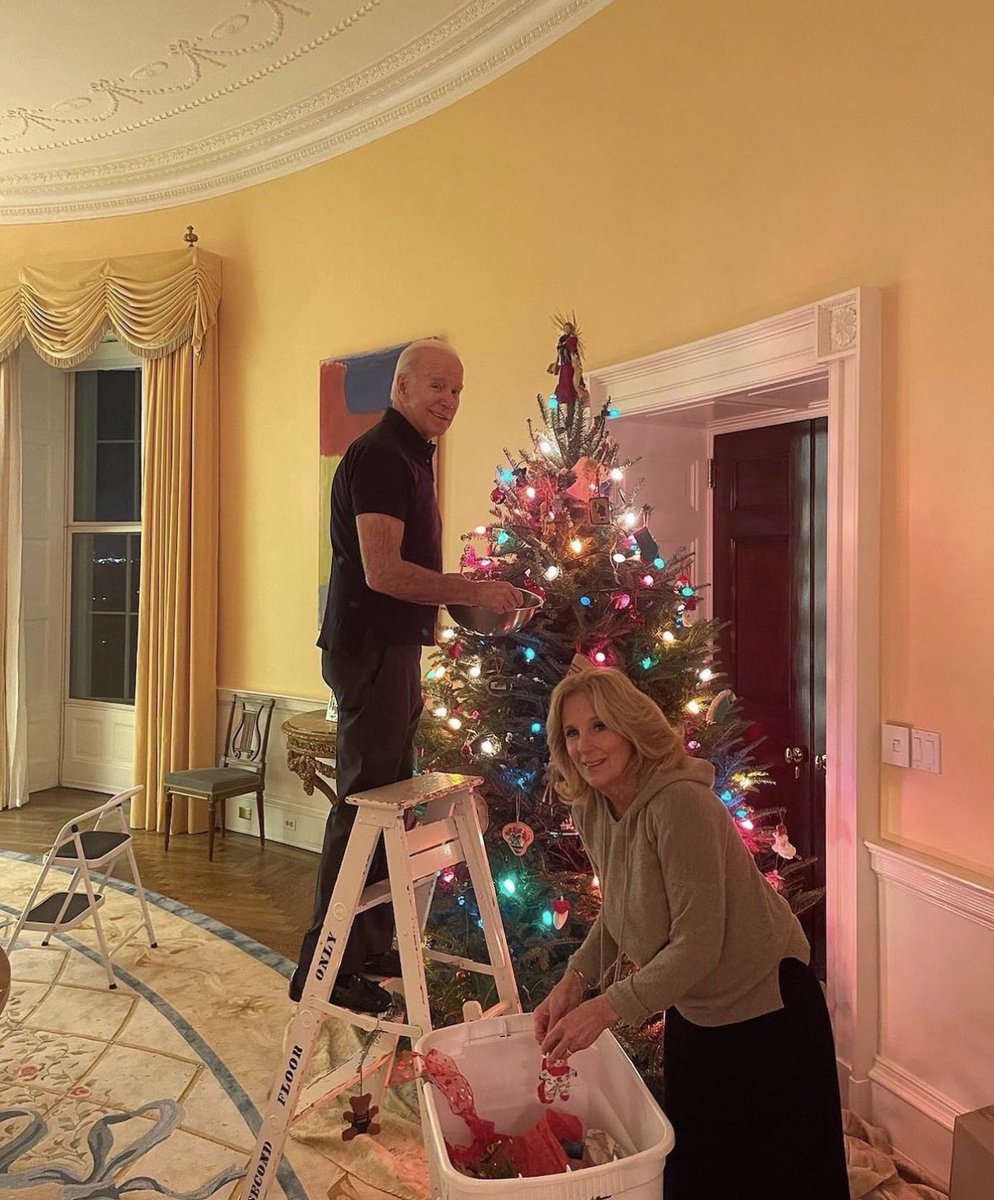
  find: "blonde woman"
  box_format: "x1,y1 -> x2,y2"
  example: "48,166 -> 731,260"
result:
534,664 -> 848,1200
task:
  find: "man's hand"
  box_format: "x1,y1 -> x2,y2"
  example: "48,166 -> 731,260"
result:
540,993 -> 619,1063
472,580 -> 524,613
533,970 -> 585,1044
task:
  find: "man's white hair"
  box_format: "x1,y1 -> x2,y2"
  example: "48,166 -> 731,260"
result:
390,338 -> 461,402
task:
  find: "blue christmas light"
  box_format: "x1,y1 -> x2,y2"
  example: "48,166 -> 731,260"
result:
542,910 -> 553,927
548,395 -> 559,409
640,656 -> 654,671
653,557 -> 666,569
735,808 -> 749,819
720,790 -> 734,802
457,895 -> 466,906
580,595 -> 592,606
531,721 -> 543,734
499,468 -> 515,483
523,646 -> 537,662
681,586 -> 695,597
607,407 -> 620,419
499,875 -> 517,896
496,530 -> 511,545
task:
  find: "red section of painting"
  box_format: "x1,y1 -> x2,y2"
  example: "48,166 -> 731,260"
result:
320,360 -> 383,456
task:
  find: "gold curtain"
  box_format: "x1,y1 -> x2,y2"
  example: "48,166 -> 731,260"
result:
0,248 -> 221,831
0,354 -> 27,809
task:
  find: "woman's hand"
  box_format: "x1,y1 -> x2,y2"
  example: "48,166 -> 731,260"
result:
540,994 -> 619,1063
533,970 -> 585,1044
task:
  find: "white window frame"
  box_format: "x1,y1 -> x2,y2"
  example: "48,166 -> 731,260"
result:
64,343 -> 144,712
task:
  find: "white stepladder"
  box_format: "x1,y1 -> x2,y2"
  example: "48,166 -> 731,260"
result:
241,772 -> 521,1200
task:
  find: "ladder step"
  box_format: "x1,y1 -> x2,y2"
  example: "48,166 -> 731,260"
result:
23,892 -> 103,931
346,772 -> 481,811
301,996 -> 422,1041
357,839 -> 461,913
425,949 -> 496,976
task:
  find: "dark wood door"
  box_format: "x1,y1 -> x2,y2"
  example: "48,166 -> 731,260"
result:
712,419 -> 827,976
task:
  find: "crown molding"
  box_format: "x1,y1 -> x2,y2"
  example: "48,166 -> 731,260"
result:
0,0 -> 613,224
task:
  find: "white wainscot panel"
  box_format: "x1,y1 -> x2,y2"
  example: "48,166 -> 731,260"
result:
868,840 -> 994,1185
62,702 -> 135,793
217,690 -> 329,854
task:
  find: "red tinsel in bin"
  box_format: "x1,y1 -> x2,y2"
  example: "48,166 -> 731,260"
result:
413,1048 -> 584,1179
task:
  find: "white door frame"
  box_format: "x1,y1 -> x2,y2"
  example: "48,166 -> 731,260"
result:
588,289 -> 882,1113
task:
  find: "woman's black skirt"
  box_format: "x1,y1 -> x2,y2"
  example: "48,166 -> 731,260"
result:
661,956 -> 849,1199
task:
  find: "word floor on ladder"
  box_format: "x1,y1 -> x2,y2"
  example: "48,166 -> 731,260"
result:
241,772 -> 521,1200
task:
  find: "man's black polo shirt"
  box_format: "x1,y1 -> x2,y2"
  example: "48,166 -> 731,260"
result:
318,406 -> 442,651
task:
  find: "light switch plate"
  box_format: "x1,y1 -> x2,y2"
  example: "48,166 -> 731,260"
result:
911,728 -> 941,773
881,723 -> 911,767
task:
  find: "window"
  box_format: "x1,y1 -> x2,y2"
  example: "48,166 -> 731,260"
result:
68,369 -> 142,704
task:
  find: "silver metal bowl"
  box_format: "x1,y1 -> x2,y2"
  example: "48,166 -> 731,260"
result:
446,589 -> 543,637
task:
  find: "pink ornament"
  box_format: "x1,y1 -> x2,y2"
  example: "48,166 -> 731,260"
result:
611,592 -> 631,610
501,821 -> 535,856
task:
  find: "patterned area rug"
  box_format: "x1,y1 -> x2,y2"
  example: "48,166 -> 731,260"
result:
1,851 -> 949,1200
0,850 -> 337,1199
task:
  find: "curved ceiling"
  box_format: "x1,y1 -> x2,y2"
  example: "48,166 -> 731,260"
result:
0,0 -> 611,224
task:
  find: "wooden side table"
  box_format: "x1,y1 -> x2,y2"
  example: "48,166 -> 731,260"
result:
283,710 -> 338,805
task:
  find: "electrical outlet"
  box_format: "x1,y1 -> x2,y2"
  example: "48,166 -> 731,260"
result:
237,805 -> 251,821
881,723 -> 911,767
911,728 -> 941,774
283,817 -> 297,832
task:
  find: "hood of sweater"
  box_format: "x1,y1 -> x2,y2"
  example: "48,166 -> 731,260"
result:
618,756 -> 717,819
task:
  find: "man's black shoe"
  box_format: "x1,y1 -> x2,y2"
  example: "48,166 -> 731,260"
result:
330,973 -> 394,1014
288,967 -> 305,1003
362,949 -> 402,980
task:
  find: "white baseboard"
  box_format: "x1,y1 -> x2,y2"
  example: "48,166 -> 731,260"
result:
869,1056 -> 957,1184
216,689 -> 329,854
867,840 -> 994,1188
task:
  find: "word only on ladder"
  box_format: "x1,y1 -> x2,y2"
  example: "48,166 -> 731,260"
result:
241,772 -> 521,1200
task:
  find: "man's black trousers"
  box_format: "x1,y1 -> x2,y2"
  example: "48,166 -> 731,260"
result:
291,637 -> 423,995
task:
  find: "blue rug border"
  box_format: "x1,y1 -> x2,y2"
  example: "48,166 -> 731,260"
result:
0,848 -> 306,1200
0,847 -> 296,979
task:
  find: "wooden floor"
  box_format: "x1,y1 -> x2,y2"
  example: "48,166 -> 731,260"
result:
0,787 -> 317,963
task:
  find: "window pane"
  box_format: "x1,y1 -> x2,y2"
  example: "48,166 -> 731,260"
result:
96,371 -> 139,439
86,533 -> 127,612
94,443 -> 136,521
70,532 -> 140,704
74,369 -> 142,522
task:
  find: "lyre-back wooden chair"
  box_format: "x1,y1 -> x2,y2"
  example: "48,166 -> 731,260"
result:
163,695 -> 276,861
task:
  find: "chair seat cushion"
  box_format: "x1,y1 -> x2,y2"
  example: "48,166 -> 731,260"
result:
164,767 -> 261,796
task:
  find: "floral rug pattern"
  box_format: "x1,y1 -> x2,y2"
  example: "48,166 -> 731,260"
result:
0,851 -> 331,1199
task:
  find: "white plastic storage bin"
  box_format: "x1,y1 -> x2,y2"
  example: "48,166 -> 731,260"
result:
415,1012 -> 674,1200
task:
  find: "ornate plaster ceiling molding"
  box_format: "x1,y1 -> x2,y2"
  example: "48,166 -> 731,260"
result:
0,0 -> 613,223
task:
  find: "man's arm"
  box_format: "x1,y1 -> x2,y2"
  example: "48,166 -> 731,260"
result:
357,513 -> 521,611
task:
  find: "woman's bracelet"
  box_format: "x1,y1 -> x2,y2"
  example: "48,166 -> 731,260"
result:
566,964 -> 592,989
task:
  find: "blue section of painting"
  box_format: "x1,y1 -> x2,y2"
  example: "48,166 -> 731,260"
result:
341,343 -> 406,414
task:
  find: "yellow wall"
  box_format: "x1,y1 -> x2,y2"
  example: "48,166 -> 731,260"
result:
5,0 -> 994,873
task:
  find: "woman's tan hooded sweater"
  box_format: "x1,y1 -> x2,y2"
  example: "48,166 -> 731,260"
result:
568,757 -> 810,1027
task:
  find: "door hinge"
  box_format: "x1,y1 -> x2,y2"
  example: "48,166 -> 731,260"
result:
707,457 -> 715,489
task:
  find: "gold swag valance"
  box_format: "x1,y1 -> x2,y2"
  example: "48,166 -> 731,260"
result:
0,247 -> 221,368
0,244 -> 221,833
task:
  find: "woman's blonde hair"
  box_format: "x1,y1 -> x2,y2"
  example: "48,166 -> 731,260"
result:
546,666 -> 687,803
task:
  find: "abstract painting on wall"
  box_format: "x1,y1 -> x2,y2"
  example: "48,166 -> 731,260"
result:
318,342 -> 408,625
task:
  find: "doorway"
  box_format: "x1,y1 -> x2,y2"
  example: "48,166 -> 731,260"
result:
587,288 -> 883,1115
613,383 -> 829,974
712,416 -> 827,975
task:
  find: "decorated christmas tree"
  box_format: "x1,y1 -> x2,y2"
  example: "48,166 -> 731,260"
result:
416,316 -> 818,1084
